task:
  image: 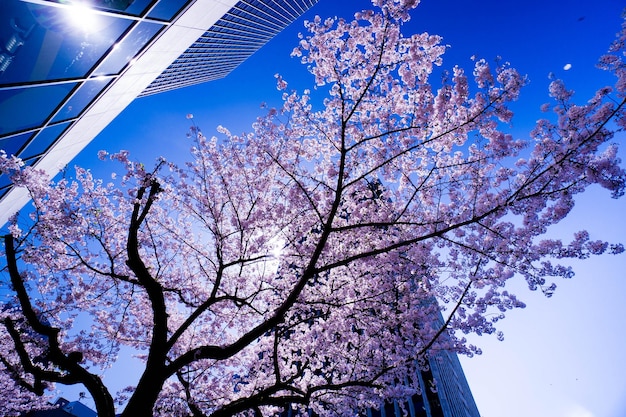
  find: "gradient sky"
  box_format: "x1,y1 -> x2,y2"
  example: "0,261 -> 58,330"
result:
62,1 -> 626,416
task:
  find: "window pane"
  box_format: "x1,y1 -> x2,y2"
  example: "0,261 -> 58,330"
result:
90,0 -> 154,16
0,0 -> 132,84
148,0 -> 191,21
0,178 -> 13,196
52,78 -> 112,123
46,0 -> 157,16
0,132 -> 32,157
20,121 -> 71,160
94,21 -> 164,76
0,83 -> 76,134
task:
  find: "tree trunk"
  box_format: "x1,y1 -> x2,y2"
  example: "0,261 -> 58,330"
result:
120,367 -> 167,417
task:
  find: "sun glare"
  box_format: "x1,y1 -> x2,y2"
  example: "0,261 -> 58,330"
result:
66,2 -> 98,32
269,237 -> 285,260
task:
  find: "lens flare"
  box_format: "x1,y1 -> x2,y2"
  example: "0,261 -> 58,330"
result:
66,2 -> 98,32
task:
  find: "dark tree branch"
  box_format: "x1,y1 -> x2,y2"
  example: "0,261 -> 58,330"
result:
3,235 -> 115,417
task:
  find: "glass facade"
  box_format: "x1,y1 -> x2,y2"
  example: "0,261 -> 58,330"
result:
0,0 -> 319,222
361,309 -> 480,417
0,0 -> 188,201
362,351 -> 481,417
141,0 -> 319,95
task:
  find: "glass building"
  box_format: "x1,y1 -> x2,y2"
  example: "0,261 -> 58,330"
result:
364,316 -> 481,417
281,348 -> 481,417
0,0 -> 318,226
407,350 -> 481,417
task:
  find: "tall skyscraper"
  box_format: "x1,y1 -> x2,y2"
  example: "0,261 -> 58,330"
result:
279,348 -> 481,417
0,0 -> 318,226
364,316 -> 481,417
417,350 -> 481,417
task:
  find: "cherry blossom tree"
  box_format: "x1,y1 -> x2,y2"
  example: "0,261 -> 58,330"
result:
1,1 -> 625,416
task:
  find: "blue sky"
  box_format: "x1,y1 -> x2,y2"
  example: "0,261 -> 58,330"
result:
66,1 -> 626,416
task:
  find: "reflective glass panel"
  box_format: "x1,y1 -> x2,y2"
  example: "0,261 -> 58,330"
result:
0,0 -> 132,84
0,82 -> 77,134
20,121 -> 71,160
94,21 -> 164,76
36,0 -> 154,15
0,179 -> 12,197
23,156 -> 40,167
0,131 -> 32,157
51,77 -> 112,122
148,0 -> 191,21
89,0 -> 154,16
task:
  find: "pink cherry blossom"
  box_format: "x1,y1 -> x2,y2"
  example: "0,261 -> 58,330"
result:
1,1 -> 625,417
